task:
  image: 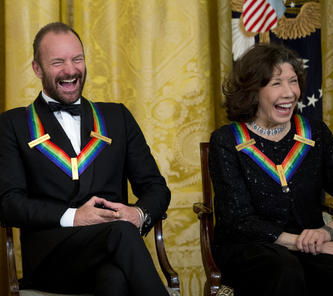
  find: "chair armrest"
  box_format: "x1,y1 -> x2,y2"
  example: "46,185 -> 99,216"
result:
193,202 -> 222,295
154,215 -> 180,293
4,227 -> 20,296
193,202 -> 212,217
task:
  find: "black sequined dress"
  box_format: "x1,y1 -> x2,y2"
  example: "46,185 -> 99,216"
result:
209,117 -> 333,246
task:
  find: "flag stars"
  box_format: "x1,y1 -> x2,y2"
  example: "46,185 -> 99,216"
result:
302,59 -> 309,69
307,94 -> 318,107
297,89 -> 321,113
297,101 -> 306,113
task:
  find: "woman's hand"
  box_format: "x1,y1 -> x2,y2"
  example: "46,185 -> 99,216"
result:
276,228 -> 333,255
296,228 -> 331,255
320,241 -> 333,255
275,232 -> 299,251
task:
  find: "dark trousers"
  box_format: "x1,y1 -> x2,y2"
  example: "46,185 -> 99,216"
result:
28,221 -> 169,296
213,243 -> 333,296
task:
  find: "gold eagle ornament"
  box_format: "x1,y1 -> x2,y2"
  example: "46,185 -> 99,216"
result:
232,0 -> 321,41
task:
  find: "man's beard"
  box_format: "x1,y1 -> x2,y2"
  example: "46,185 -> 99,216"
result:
41,68 -> 87,105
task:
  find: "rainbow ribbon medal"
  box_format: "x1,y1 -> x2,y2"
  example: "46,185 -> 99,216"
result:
231,115 -> 315,193
27,100 -> 111,180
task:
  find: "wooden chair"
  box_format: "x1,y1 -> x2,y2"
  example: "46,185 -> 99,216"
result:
193,142 -> 233,296
193,142 -> 333,296
1,216 -> 180,296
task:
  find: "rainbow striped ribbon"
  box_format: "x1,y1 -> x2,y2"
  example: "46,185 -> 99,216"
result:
27,101 -> 108,179
231,115 -> 312,185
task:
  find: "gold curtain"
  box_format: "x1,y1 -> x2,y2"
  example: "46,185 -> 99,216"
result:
0,1 -> 230,295
1,1 -> 333,296
322,0 -> 333,130
71,1 -> 230,295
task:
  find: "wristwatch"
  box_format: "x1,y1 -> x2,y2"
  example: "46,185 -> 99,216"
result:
134,206 -> 151,235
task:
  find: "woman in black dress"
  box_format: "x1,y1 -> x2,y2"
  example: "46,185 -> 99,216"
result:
209,43 -> 333,296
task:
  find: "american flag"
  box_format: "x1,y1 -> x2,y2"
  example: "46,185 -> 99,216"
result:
242,0 -> 285,33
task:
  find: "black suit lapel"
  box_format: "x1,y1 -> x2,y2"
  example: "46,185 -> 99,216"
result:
33,95 -> 102,203
34,94 -> 77,158
80,97 -> 94,149
75,97 -> 95,202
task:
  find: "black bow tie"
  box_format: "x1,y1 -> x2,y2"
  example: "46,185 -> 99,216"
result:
48,102 -> 81,116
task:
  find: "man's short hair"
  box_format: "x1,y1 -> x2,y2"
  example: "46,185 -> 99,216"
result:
33,22 -> 84,64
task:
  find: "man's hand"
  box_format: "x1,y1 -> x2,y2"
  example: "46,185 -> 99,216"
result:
73,196 -> 141,227
106,201 -> 141,228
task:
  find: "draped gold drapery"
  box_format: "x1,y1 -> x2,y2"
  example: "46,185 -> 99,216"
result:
321,0 -> 333,127
0,1 -> 333,296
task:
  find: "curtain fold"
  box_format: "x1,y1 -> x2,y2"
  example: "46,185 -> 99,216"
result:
4,0 -> 61,110
215,0 -> 232,128
72,1 -> 226,294
0,1 -> 332,296
2,0 -> 63,283
0,0 -> 5,113
322,0 -> 333,129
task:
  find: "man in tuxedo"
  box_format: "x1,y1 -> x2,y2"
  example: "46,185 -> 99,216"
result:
0,22 -> 171,296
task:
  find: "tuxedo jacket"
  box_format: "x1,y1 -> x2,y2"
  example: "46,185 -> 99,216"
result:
0,93 -> 170,276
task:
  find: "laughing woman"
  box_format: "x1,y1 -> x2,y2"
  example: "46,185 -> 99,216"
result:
209,43 -> 333,296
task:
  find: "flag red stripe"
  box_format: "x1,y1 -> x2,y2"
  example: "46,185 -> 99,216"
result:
262,18 -> 277,32
247,3 -> 270,31
243,0 -> 265,26
243,0 -> 278,33
243,0 -> 256,16
257,9 -> 276,32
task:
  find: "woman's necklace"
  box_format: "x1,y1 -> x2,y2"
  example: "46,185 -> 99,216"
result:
246,121 -> 287,136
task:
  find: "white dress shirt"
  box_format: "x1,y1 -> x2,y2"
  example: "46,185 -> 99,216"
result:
42,91 -> 79,227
